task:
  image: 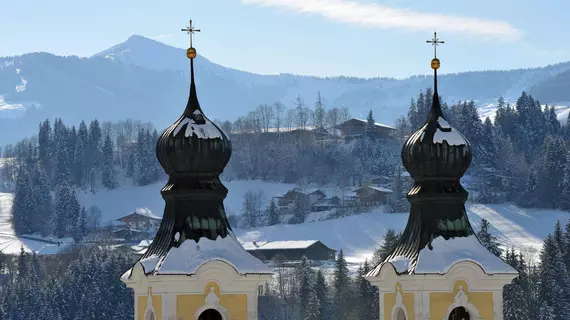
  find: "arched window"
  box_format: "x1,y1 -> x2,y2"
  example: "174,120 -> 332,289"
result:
198,309 -> 223,320
144,310 -> 156,320
448,306 -> 470,320
392,307 -> 406,320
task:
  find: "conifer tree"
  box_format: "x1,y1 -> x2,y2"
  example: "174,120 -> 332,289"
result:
519,168 -> 540,207
38,119 -> 53,175
293,200 -> 306,224
31,163 -> 54,236
365,109 -> 376,141
12,167 -> 33,235
297,256 -> 319,320
126,152 -> 135,179
267,199 -> 279,226
314,269 -> 329,320
476,218 -> 503,257
332,249 -> 352,320
388,167 -> 408,212
101,135 -> 118,189
538,136 -> 567,208
54,182 -> 72,238
563,219 -> 570,272
372,229 -> 401,265
561,161 -> 570,211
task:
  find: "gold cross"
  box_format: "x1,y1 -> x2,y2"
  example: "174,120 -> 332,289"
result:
426,32 -> 444,59
181,20 -> 201,48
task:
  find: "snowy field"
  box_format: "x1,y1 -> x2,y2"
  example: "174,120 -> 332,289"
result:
235,203 -> 569,265
76,179 -> 295,223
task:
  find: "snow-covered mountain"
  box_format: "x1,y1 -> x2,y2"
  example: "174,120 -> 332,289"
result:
1,35 -> 570,144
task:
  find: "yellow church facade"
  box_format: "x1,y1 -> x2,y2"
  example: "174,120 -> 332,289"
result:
124,260 -> 271,320
370,260 -> 516,320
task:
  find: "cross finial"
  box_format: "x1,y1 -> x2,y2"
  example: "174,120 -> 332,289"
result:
426,31 -> 444,59
181,19 -> 201,48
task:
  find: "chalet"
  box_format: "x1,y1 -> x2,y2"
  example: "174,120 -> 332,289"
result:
337,118 -> 396,140
353,185 -> 393,205
241,240 -> 336,262
112,227 -> 148,243
115,208 -> 161,233
311,196 -> 341,212
274,188 -> 327,212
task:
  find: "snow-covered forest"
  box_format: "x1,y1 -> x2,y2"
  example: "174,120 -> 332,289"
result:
0,88 -> 569,319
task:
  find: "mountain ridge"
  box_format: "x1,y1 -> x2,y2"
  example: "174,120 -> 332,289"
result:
0,35 -> 569,144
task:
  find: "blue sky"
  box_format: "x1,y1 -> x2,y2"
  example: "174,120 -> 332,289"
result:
1,0 -> 569,78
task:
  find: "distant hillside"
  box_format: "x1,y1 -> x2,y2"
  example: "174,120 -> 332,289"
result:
1,35 -> 570,144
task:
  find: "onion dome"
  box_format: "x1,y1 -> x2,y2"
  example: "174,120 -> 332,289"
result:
126,21 -> 248,277
401,69 -> 472,182
366,33 -> 512,277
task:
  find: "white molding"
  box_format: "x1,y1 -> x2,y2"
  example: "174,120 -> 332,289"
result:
442,285 -> 482,320
493,290 -> 504,320
390,286 -> 408,320
144,287 -> 157,320
194,286 -> 230,320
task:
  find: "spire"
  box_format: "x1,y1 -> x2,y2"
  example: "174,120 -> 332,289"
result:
426,32 -> 445,121
181,20 -> 203,117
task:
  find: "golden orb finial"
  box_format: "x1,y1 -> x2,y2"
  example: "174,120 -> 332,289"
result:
181,20 -> 201,59
426,32 -> 444,69
431,58 -> 440,70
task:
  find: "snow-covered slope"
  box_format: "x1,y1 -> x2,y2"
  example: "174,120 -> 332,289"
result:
76,179 -> 295,223
236,203 -> 569,264
1,179 -> 569,264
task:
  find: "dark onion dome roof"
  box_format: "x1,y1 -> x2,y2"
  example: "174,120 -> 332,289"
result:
367,48 -> 515,277
122,28 -> 271,277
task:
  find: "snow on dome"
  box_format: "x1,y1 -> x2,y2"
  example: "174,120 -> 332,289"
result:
172,110 -> 223,139
415,235 -> 516,274
388,256 -> 411,274
148,234 -> 272,275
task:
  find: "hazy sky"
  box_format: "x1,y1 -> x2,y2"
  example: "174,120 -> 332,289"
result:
1,0 -> 569,78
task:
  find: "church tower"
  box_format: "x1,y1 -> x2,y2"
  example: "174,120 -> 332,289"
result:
365,33 -> 518,320
121,20 -> 272,320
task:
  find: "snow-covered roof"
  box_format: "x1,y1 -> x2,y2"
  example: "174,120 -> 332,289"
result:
369,186 -> 393,193
341,118 -> 396,130
241,240 -> 325,251
137,239 -> 153,247
384,235 -> 517,275
137,234 -> 272,275
116,208 -> 161,221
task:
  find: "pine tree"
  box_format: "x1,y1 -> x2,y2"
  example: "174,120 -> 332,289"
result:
365,109 -> 376,141
561,160 -> 570,211
74,121 -> 89,187
539,234 -> 570,318
54,182 -> 72,238
12,167 -> 34,235
476,218 -> 503,257
38,119 -> 53,175
297,256 -> 319,320
30,163 -> 54,236
293,200 -> 306,224
267,200 -> 279,226
356,261 -> 374,320
563,219 -> 570,273
314,269 -> 329,320
79,206 -> 88,239
332,249 -> 352,320
388,167 -> 408,212
372,228 -> 401,265
538,136 -> 567,208
101,135 -> 118,189
519,168 -> 540,207
126,152 -> 135,179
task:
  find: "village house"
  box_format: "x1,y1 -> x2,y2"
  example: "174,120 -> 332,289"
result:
241,240 -> 336,262
311,196 -> 341,212
115,208 -> 161,232
353,185 -> 393,206
337,118 -> 396,140
274,188 -> 326,212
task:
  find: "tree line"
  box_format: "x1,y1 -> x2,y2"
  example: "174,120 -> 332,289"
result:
5,118 -> 164,237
